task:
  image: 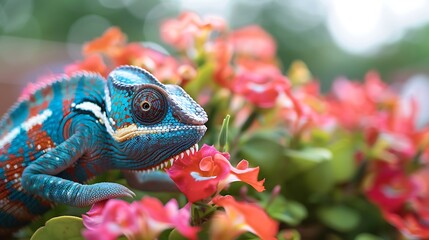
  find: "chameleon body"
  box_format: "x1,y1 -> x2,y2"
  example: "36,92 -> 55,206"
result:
0,66 -> 207,236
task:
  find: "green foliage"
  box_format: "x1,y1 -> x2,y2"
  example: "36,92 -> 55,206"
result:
184,62 -> 215,98
283,147 -> 335,201
217,115 -> 230,152
328,137 -> 357,183
239,130 -> 289,189
168,229 -> 188,240
278,230 -> 301,240
355,233 -> 384,240
261,193 -> 308,226
317,205 -> 360,232
30,216 -> 84,240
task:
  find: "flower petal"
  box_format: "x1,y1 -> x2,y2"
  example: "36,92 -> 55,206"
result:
213,195 -> 278,240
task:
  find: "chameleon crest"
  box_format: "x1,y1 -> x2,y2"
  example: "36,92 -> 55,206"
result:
0,66 -> 207,236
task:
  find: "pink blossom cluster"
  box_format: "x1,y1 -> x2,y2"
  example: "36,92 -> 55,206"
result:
82,145 -> 277,240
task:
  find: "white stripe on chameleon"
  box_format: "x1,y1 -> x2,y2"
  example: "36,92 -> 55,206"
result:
74,101 -> 115,136
104,87 -> 112,113
0,109 -> 52,148
22,109 -> 52,131
0,128 -> 20,148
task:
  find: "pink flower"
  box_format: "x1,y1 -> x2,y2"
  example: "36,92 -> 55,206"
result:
328,72 -> 398,130
229,25 -> 277,61
82,197 -> 198,240
232,60 -> 290,108
212,195 -> 278,240
277,81 -> 334,134
82,200 -> 139,240
161,12 -> 226,50
167,144 -> 265,202
132,198 -> 199,240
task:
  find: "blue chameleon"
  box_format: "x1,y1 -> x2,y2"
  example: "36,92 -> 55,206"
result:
0,65 -> 207,236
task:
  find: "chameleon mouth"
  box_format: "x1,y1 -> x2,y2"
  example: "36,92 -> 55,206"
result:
130,143 -> 199,174
113,124 -> 207,142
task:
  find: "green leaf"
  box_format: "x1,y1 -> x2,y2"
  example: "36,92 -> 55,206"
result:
217,115 -> 230,152
328,138 -> 356,183
282,148 -> 334,201
184,63 -> 215,98
278,229 -> 301,240
239,131 -> 289,189
31,216 -> 84,240
355,233 -> 384,240
317,205 -> 360,232
168,228 -> 188,240
264,195 -> 308,226
284,147 -> 332,164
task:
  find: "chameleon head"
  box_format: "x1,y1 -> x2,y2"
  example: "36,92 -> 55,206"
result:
104,65 -> 208,170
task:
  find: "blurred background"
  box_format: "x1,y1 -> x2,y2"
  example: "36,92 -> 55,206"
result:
1,0 -> 429,114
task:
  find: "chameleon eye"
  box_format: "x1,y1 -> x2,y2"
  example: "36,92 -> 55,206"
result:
132,88 -> 168,125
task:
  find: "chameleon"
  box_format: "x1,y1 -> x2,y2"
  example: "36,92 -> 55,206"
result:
0,65 -> 208,237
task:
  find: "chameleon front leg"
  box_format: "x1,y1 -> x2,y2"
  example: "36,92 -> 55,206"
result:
21,132 -> 134,207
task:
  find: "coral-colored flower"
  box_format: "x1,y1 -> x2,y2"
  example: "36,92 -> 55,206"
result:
83,27 -> 126,57
209,39 -> 234,88
229,25 -> 276,61
82,197 -> 198,240
80,27 -> 191,84
167,144 -> 265,202
64,54 -> 108,77
232,60 -> 290,108
212,195 -> 278,240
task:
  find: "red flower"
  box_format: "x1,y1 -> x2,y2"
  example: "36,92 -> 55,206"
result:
377,169 -> 429,238
212,195 -> 278,240
365,165 -> 417,212
232,60 -> 290,108
167,144 -> 265,202
383,211 -> 429,239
